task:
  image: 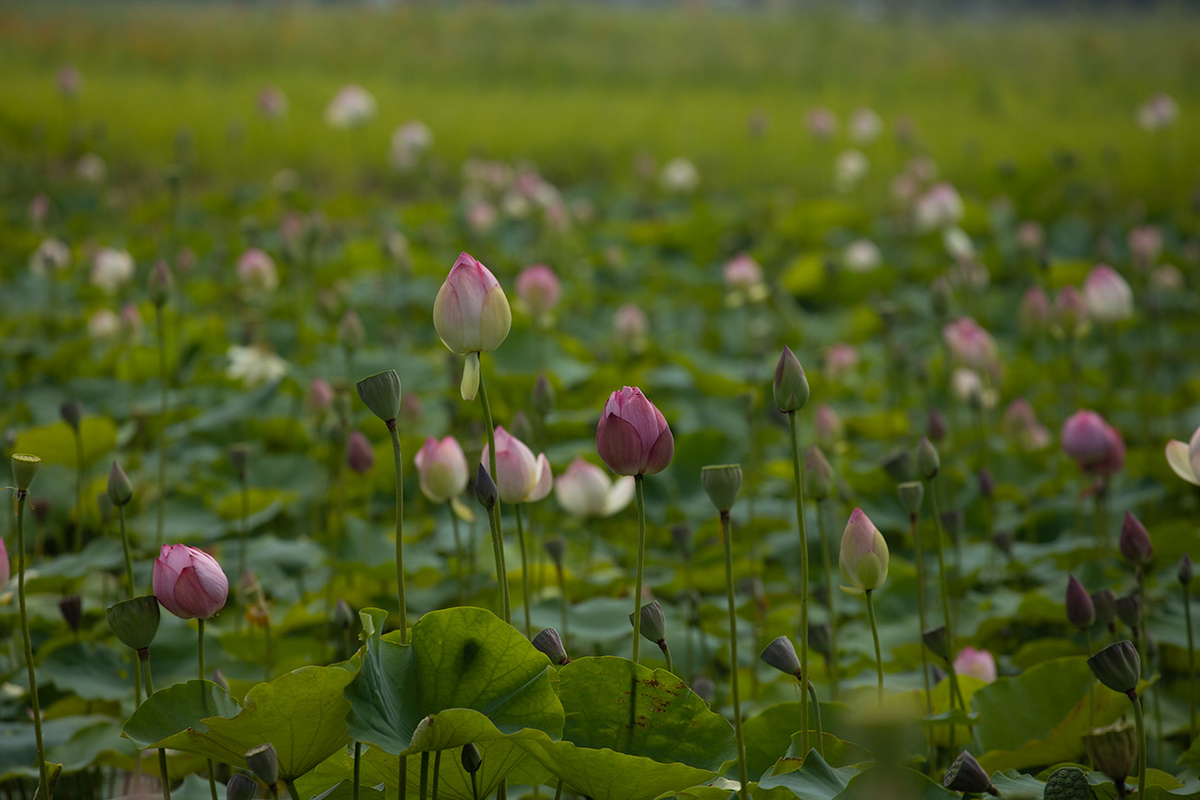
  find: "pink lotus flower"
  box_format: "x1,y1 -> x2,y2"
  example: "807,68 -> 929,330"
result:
515,264 -> 562,320
481,426 -> 552,504
56,64 -> 81,97
1062,411 -> 1125,477
554,457 -> 635,518
153,544 -> 229,620
414,436 -> 469,503
433,252 -> 512,356
839,508 -> 889,594
1128,225 -> 1163,269
1166,425 -> 1200,487
723,254 -> 763,292
1018,287 -> 1052,335
824,343 -> 859,381
237,248 -> 278,293
613,304 -> 649,352
914,182 -> 964,232
942,317 -> 998,373
954,647 -> 997,683
346,431 -> 375,475
813,404 -> 844,448
1083,265 -> 1133,323
805,108 -> 838,140
1016,221 -> 1044,253
257,86 -> 288,118
307,378 -> 334,415
596,387 -> 673,477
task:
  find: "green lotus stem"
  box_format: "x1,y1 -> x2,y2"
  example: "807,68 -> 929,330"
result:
284,778 -> 301,800
15,491 -> 50,797
928,479 -> 963,716
432,750 -> 441,800
141,653 -> 172,800
909,513 -> 932,715
660,643 -> 673,675
805,679 -> 824,758
865,589 -> 883,705
815,499 -> 840,700
553,780 -> 563,800
197,619 -> 218,800
515,504 -> 532,638
557,561 -> 568,642
1185,582 -> 1196,741
1085,626 -> 1095,728
477,367 -> 510,624
420,751 -> 429,800
118,505 -> 135,599
72,426 -> 85,552
156,305 -> 168,551
388,423 -> 408,642
470,770 -> 480,800
786,410 -> 811,756
1130,690 -> 1147,800
631,475 -> 648,664
352,741 -> 361,800
720,510 -> 749,800
448,501 -> 466,604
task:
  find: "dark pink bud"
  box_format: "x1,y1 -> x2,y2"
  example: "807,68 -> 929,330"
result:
346,431 -> 375,475
596,387 -> 673,477
1118,512 -> 1153,567
1066,575 -> 1095,629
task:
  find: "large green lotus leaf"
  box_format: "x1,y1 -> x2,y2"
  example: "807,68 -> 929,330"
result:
757,750 -> 858,800
516,656 -> 736,800
776,731 -> 872,771
125,666 -> 354,779
39,642 -> 131,701
123,680 -> 241,748
345,606 -> 564,755
298,739 -> 550,800
14,417 -> 116,467
832,766 -> 958,800
971,657 -> 1141,772
309,781 -> 385,800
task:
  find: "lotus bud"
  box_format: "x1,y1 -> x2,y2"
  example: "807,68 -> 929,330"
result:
105,595 -> 161,652
1042,767 -> 1089,800
630,601 -> 667,647
153,544 -> 229,620
897,481 -> 924,517
307,377 -> 335,415
808,623 -> 832,656
977,468 -> 994,499
346,431 -> 375,475
532,628 -> 569,665
916,437 -> 940,479
954,647 -> 997,683
434,252 -> 512,357
596,386 -> 673,477
1116,593 -> 1141,631
211,668 -> 229,693
148,259 -> 173,307
414,436 -> 469,504
11,453 -> 40,492
1083,722 -> 1138,790
59,401 -> 83,432
107,461 -> 134,506
813,404 -> 843,448
839,508 -> 889,594
879,451 -> 913,483
760,636 -> 801,677
1180,554 -> 1193,586
229,443 -> 250,483
96,492 -> 112,524
804,446 -> 834,502
245,743 -> 278,787
337,310 -> 365,351
1066,576 -> 1095,629
226,774 -> 257,800
532,373 -> 555,416
773,346 -> 810,413
923,626 -> 949,660
333,598 -> 354,630
701,464 -> 742,514
940,509 -> 964,541
1088,640 -> 1141,695
356,370 -> 402,426
1118,512 -> 1153,567
943,750 -> 998,796
461,743 -> 482,774
475,464 -> 497,510
927,409 -> 947,442
58,595 -> 83,633
1091,589 -> 1118,628
543,538 -> 565,569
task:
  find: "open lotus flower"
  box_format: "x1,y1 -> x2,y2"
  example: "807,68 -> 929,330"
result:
1166,425 -> 1200,486
153,544 -> 229,620
481,426 -> 552,505
554,457 -> 635,518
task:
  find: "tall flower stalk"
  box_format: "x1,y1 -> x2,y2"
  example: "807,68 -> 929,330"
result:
918,438 -> 965,717
11,454 -> 49,797
838,508 -> 889,705
775,346 -> 812,752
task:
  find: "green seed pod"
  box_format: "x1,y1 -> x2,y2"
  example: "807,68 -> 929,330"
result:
106,596 -> 161,652
245,743 -> 278,786
59,401 -> 83,432
630,601 -> 667,644
1087,640 -> 1141,695
897,481 -> 924,516
107,461 -> 134,507
355,370 -> 402,425
760,636 -> 801,676
58,595 -> 83,633
1083,721 -> 1138,790
701,464 -> 742,513
1042,766 -> 1089,800
11,453 -> 41,492
226,774 -> 257,800
532,628 -> 569,666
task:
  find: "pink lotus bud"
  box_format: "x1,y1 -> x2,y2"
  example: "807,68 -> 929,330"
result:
954,647 -> 997,683
1165,424 -> 1200,486
1018,287 -> 1052,335
120,302 -> 143,338
257,86 -> 288,118
942,317 -> 998,373
839,508 -> 889,594
1054,286 -> 1088,337
414,436 -> 469,503
91,248 -> 135,294
1016,221 -> 1044,253
1136,94 -> 1178,132
554,457 -> 635,519
56,64 -> 82,97
346,431 -> 375,475
1061,411 -> 1125,476
237,248 -> 278,293
153,544 -> 229,620
723,254 -> 763,292
1083,265 -> 1133,323
307,378 -> 334,415
1128,225 -> 1163,269
480,426 -> 552,504
433,252 -> 512,355
613,304 -> 649,352
805,108 -> 838,140
1066,575 -> 1095,629
1118,512 -> 1153,567
824,343 -> 859,382
29,193 -> 51,226
596,387 -> 674,477
515,264 -> 562,320
813,404 -> 844,448
849,107 -> 882,144
914,182 -> 964,232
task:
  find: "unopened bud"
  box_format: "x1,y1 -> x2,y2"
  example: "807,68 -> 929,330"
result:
229,443 -> 250,483
916,437 -> 940,479
58,595 -> 83,633
927,409 -> 948,442
60,401 -> 83,432
1180,554 -> 1194,586
337,310 -> 365,351
543,538 -> 565,569
773,346 -> 810,413
804,446 -> 834,502
1091,589 -> 1118,628
475,464 -> 497,510
1066,576 -> 1095,630
977,468 -> 994,498
107,461 -> 133,506
1118,512 -> 1153,567
531,374 -> 555,416
148,259 -> 173,307
245,743 -> 278,786
461,743 -> 482,774
1116,593 -> 1141,631
880,451 -> 915,483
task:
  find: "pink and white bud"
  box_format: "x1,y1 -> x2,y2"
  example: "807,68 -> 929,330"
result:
1062,411 -> 1125,477
942,317 -> 999,373
1128,225 -> 1163,270
554,457 -> 635,519
414,436 -> 469,503
613,304 -> 649,353
153,544 -> 229,620
90,248 -> 135,294
723,254 -> 763,292
433,252 -> 512,355
236,248 -> 279,293
914,183 -> 964,232
307,378 -> 334,415
1083,265 -> 1133,323
480,426 -> 551,504
515,264 -> 562,320
954,647 -> 997,683
839,508 -> 889,594
30,238 -> 71,275
324,84 -> 377,129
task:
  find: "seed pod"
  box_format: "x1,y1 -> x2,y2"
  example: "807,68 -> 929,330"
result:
1083,722 -> 1138,789
630,601 -> 667,645
701,464 -> 742,513
1042,766 -> 1089,800
923,626 -> 949,660
760,636 -> 801,677
897,481 -> 924,516
245,743 -> 278,786
880,451 -> 915,483
532,628 -> 569,666
942,750 -> 997,795
1087,640 -> 1141,695
106,596 -> 161,652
